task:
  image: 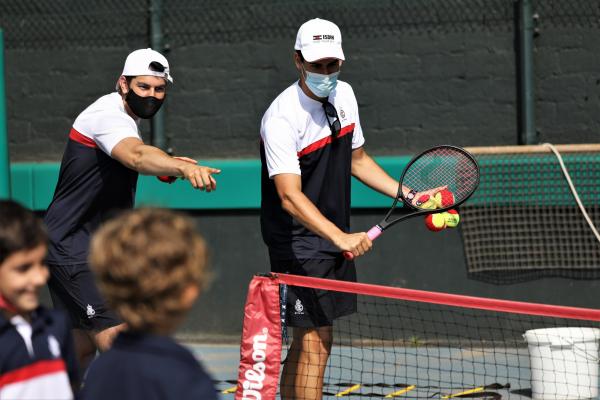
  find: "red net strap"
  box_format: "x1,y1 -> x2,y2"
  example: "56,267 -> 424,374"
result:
273,273 -> 600,322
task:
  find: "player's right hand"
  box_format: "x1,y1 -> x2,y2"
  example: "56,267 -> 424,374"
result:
157,156 -> 214,186
180,163 -> 221,192
334,232 -> 372,258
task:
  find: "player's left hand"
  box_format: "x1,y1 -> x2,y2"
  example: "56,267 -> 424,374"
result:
410,186 -> 447,206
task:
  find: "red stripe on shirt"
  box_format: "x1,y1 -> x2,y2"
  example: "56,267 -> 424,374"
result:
69,128 -> 97,148
0,295 -> 18,313
297,123 -> 355,158
0,359 -> 67,388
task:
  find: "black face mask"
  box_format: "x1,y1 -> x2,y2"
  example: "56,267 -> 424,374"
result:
125,88 -> 164,119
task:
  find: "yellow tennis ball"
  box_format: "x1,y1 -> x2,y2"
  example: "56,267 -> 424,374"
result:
416,194 -> 437,210
443,209 -> 460,228
424,213 -> 446,232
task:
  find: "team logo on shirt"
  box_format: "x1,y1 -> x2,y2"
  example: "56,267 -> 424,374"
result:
86,304 -> 96,318
48,335 -> 62,358
294,299 -> 304,315
340,108 -> 346,120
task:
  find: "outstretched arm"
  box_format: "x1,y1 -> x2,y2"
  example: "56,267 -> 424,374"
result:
111,137 -> 220,191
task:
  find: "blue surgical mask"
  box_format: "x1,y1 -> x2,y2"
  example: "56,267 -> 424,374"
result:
303,68 -> 339,98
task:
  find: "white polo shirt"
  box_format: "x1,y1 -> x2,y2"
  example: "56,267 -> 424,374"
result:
260,80 -> 365,259
72,92 -> 140,155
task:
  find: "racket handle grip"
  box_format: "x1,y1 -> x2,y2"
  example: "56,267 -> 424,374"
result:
367,226 -> 383,240
342,226 -> 383,260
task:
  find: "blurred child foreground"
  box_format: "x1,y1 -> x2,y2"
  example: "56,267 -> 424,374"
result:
0,200 -> 79,399
82,207 -> 217,400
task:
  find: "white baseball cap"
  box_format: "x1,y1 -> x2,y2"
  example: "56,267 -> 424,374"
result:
294,18 -> 345,62
119,48 -> 173,83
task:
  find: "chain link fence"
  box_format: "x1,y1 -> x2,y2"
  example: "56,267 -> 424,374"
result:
2,0 -> 600,162
1,0 -> 599,50
537,0 -> 600,29
0,0 -> 147,49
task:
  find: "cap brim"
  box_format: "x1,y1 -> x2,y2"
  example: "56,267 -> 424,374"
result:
147,71 -> 173,83
302,47 -> 345,62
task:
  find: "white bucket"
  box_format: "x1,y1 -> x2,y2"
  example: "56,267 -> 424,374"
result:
523,327 -> 600,400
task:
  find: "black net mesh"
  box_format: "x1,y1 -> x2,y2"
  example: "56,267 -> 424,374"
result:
321,300 -> 597,398
274,275 -> 600,399
460,147 -> 600,284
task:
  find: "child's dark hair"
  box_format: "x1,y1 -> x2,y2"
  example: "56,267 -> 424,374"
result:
0,200 -> 47,264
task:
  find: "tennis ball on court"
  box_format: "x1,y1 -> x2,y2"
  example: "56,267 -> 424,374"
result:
416,194 -> 437,210
433,189 -> 455,208
424,213 -> 446,232
443,209 -> 460,228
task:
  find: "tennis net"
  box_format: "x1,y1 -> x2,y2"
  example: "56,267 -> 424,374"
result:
235,273 -> 600,399
461,143 -> 600,284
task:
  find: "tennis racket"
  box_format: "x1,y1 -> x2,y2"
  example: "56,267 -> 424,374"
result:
344,145 -> 480,260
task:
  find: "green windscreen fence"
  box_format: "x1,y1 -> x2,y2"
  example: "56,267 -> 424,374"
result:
461,144 -> 600,284
9,156 -> 410,211
9,144 -> 600,286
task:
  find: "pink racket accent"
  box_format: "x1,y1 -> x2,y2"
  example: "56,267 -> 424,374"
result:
367,226 -> 383,240
343,226 -> 383,260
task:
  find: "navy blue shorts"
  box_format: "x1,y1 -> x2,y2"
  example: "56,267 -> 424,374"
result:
47,263 -> 121,331
271,257 -> 357,328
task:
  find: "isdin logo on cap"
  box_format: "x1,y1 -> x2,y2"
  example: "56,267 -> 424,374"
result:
312,34 -> 335,42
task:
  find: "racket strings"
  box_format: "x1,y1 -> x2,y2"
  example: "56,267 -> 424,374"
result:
402,147 -> 479,205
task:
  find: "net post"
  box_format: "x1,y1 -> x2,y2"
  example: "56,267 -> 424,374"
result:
235,275 -> 282,400
518,0 -> 538,145
0,29 -> 10,200
148,0 -> 169,152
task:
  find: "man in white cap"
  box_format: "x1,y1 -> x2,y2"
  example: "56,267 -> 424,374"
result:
260,19 -> 405,399
44,48 -> 220,371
